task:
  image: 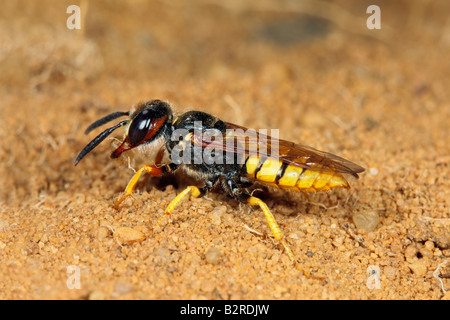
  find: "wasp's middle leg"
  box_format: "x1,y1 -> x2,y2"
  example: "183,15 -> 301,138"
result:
151,175 -> 219,231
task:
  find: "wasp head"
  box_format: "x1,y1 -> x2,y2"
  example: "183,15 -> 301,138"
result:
74,100 -> 172,165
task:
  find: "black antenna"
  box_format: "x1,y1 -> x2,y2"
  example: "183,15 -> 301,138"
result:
84,111 -> 129,134
74,120 -> 129,166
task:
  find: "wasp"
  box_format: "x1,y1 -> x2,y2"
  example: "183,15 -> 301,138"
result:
75,99 -> 364,275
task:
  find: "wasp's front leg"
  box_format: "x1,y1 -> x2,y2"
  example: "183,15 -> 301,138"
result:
114,164 -> 177,209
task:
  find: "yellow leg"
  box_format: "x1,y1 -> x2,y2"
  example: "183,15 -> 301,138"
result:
151,186 -> 201,231
115,165 -> 163,209
247,196 -> 321,279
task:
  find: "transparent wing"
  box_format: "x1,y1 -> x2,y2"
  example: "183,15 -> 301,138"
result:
190,122 -> 365,178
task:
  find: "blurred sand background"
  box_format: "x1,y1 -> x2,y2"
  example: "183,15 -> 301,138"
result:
0,0 -> 449,299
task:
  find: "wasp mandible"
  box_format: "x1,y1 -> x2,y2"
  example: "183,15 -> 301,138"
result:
75,100 -> 364,276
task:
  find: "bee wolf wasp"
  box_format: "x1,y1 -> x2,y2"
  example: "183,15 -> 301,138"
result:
75,100 -> 364,275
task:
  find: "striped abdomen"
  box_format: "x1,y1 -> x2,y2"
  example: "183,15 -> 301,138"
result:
244,155 -> 350,192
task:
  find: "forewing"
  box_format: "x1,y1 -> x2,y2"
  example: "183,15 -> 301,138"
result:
190,122 -> 364,178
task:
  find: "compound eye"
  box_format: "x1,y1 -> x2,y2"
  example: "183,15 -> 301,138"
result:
128,109 -> 153,146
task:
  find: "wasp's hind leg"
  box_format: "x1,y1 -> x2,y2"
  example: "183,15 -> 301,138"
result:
223,179 -> 291,257
225,178 -> 320,278
247,195 -> 319,278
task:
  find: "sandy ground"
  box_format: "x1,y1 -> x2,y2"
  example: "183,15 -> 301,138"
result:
0,1 -> 449,300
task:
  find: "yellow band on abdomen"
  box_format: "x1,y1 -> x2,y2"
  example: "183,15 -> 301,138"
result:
245,156 -> 351,192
